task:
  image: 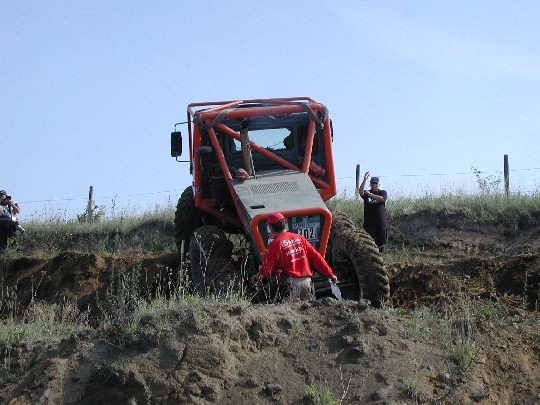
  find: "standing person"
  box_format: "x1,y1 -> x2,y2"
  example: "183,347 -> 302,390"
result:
359,172 -> 388,252
250,212 -> 338,302
0,190 -> 21,250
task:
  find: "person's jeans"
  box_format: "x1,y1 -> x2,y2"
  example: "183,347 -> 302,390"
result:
364,224 -> 388,252
277,276 -> 313,302
0,230 -> 10,250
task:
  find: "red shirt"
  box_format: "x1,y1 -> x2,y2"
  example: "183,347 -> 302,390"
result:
259,231 -> 335,281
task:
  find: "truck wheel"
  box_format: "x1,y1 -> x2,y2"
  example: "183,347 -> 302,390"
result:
174,186 -> 202,254
330,211 -> 358,233
327,213 -> 390,304
189,225 -> 236,295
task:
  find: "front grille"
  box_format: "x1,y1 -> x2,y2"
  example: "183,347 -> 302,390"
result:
250,182 -> 300,194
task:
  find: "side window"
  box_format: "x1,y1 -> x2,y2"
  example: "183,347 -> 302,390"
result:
211,131 -> 236,152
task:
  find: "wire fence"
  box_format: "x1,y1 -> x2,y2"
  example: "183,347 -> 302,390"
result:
338,165 -> 540,198
336,166 -> 540,180
20,189 -> 179,205
16,166 -> 540,220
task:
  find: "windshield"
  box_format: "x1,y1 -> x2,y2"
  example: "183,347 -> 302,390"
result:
232,127 -> 293,151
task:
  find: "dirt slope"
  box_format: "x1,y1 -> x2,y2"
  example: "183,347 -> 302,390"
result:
1,209 -> 540,404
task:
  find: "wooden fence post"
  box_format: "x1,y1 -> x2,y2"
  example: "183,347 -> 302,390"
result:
87,186 -> 94,222
355,164 -> 360,198
504,155 -> 509,198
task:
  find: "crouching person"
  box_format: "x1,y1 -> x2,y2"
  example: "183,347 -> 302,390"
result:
250,212 -> 338,302
0,189 -> 22,251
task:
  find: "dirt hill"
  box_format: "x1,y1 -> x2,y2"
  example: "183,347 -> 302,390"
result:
1,208 -> 540,404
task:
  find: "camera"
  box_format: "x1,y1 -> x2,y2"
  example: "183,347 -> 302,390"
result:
16,223 -> 25,234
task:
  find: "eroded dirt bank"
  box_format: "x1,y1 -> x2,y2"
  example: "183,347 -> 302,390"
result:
1,209 -> 540,404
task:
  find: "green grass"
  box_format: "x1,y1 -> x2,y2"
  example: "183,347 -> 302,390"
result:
455,337 -> 478,371
406,308 -> 435,340
305,383 -> 340,405
329,189 -> 540,227
93,262 -> 251,346
0,300 -> 91,343
9,189 -> 540,258
0,297 -> 91,369
12,202 -> 177,257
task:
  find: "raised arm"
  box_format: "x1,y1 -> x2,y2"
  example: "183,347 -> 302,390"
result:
359,171 -> 370,197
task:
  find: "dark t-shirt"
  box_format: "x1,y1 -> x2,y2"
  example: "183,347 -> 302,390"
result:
361,189 -> 388,227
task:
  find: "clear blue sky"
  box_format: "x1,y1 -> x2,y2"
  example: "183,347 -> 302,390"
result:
3,1 -> 540,219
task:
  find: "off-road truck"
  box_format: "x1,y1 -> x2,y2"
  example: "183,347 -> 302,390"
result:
170,97 -> 389,302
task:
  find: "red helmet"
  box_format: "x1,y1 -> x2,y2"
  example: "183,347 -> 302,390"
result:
267,212 -> 285,225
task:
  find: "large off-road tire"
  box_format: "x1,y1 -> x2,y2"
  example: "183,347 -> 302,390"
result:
326,211 -> 390,304
174,186 -> 202,253
330,211 -> 358,233
189,225 -> 238,295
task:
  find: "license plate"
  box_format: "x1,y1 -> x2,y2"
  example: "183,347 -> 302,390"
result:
292,216 -> 321,242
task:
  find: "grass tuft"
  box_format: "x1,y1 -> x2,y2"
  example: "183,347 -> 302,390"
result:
305,383 -> 339,405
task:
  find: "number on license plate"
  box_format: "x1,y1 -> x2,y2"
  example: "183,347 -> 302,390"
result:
297,227 -> 316,240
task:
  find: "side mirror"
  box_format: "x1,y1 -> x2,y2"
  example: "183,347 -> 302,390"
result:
171,131 -> 182,157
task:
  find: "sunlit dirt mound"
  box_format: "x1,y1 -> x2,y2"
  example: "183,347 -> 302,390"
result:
1,209 -> 540,404
1,296 -> 539,404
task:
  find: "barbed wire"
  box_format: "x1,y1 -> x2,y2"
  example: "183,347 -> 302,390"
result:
336,167 -> 540,180
18,166 -> 540,204
20,190 -> 181,204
